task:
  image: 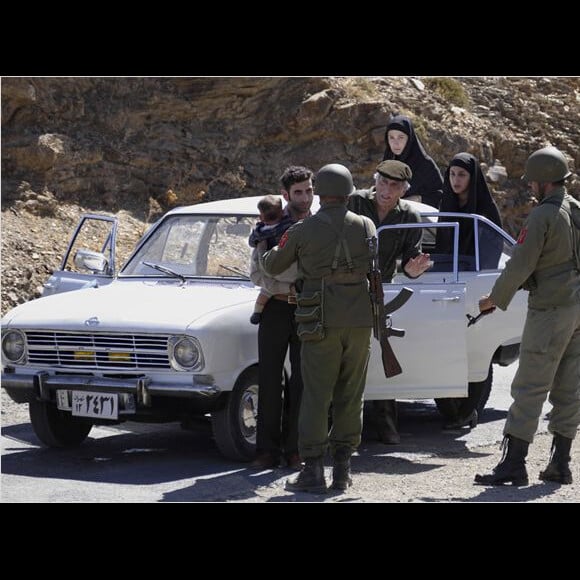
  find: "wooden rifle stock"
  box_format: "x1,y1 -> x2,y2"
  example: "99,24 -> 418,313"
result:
367,236 -> 413,379
380,335 -> 403,378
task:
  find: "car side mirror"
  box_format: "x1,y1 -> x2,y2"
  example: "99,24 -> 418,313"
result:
73,249 -> 109,274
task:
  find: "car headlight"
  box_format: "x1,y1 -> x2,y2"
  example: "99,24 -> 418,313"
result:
1,329 -> 27,364
168,336 -> 204,371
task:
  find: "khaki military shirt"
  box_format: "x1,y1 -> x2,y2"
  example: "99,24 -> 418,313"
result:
261,203 -> 376,327
490,187 -> 580,310
347,188 -> 422,282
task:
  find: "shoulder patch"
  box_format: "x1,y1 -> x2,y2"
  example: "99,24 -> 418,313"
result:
278,230 -> 289,248
517,228 -> 528,244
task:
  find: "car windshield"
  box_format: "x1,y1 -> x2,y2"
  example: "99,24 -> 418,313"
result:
121,214 -> 256,278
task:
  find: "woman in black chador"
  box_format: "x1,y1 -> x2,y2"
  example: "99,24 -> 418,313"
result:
435,152 -> 502,261
382,114 -> 443,208
435,152 -> 503,430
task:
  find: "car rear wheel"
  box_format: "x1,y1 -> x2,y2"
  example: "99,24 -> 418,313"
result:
435,364 -> 493,422
211,368 -> 258,461
29,399 -> 93,447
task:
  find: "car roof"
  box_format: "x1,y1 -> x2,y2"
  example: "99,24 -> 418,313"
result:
167,196 -> 292,216
164,196 -> 436,217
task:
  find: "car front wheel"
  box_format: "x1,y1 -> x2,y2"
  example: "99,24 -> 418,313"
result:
211,368 -> 258,461
29,399 -> 93,447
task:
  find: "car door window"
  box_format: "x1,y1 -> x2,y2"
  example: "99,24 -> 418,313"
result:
42,215 -> 118,297
477,220 -> 512,270
63,216 -> 116,275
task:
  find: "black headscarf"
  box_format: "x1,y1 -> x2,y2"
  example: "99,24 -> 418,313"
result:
383,114 -> 443,208
436,152 -> 502,258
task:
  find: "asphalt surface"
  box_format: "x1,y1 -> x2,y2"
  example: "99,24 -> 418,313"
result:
2,363 -> 577,502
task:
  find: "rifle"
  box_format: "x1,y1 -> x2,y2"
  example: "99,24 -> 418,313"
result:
368,236 -> 414,378
466,307 -> 495,327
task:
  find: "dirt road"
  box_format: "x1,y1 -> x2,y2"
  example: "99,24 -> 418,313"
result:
1,363 -> 578,502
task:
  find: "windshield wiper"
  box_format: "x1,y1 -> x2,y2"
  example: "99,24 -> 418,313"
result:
141,261 -> 186,284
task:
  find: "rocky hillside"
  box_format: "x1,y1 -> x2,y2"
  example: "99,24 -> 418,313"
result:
2,77 -> 579,315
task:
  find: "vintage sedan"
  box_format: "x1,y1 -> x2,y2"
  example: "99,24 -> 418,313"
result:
1,196 -> 526,460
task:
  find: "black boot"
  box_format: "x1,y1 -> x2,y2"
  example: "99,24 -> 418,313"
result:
474,434 -> 529,486
539,433 -> 573,485
331,446 -> 353,491
375,400 -> 400,444
443,409 -> 478,430
285,457 -> 327,494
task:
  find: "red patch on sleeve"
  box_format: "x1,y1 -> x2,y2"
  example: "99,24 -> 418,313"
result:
517,228 -> 528,244
278,231 -> 289,248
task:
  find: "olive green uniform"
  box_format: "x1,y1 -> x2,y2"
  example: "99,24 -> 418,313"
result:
489,187 -> 580,442
262,202 -> 376,458
347,188 -> 422,282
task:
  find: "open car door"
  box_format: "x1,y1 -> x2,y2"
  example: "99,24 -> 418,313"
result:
42,214 -> 117,297
365,222 -> 469,400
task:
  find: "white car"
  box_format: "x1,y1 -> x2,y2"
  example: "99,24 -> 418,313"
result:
1,196 -> 526,460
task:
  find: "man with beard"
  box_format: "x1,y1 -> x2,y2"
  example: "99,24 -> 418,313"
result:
250,166 -> 314,471
475,146 -> 580,487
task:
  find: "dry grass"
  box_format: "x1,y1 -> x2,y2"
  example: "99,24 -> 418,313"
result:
341,77 -> 381,101
425,77 -> 469,108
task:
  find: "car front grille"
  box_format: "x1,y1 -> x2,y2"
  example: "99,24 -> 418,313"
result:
25,331 -> 171,370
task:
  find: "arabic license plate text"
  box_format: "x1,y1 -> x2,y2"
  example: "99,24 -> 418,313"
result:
71,391 -> 119,420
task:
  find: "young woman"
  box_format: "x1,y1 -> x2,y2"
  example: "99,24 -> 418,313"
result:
435,152 -> 503,430
435,152 -> 502,259
383,114 -> 443,209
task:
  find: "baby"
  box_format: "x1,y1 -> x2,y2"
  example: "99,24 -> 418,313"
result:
248,195 -> 296,324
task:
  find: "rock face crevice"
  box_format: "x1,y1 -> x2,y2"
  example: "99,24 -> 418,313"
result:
2,76 -> 579,314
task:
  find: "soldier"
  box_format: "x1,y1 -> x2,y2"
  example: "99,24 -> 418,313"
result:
262,163 -> 377,493
475,146 -> 580,486
348,160 -> 431,444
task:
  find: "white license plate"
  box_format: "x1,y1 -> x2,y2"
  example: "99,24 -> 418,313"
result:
71,390 -> 119,420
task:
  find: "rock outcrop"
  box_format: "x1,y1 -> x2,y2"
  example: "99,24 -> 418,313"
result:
2,76 -> 579,314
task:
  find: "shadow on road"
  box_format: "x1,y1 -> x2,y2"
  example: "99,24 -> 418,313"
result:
2,398 -> 516,502
161,468 -> 283,502
1,421 -> 247,487
465,482 -> 562,502
417,481 -> 565,503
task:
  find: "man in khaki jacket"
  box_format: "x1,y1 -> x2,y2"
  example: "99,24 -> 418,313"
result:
262,163 -> 376,493
475,146 -> 580,486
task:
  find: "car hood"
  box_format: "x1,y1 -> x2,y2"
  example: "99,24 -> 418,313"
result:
2,280 -> 257,333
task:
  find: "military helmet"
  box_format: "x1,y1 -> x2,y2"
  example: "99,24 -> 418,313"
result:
315,163 -> 355,197
522,146 -> 572,183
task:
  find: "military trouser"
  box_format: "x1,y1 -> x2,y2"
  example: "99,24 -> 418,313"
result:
504,302 -> 580,443
298,326 -> 372,459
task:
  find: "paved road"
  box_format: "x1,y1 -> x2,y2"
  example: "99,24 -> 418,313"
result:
1,363 -> 563,503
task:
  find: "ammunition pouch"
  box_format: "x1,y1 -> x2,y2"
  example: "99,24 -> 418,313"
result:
295,289 -> 325,342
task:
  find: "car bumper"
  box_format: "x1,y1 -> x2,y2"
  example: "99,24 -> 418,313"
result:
1,371 -> 221,405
